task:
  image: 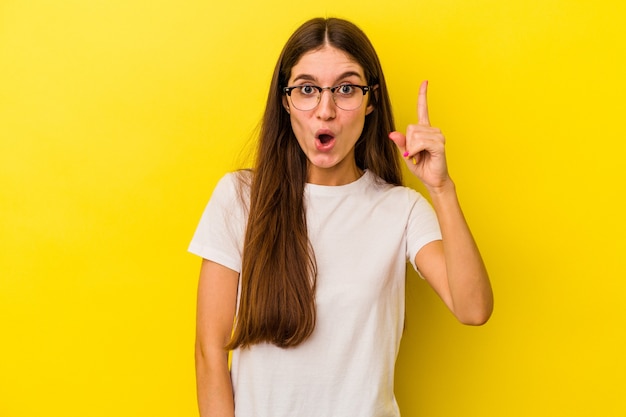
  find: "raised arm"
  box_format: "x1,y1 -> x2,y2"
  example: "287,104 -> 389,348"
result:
195,259 -> 239,416
389,81 -> 493,325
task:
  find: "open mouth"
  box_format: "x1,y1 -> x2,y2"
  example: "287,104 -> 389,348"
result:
315,129 -> 336,151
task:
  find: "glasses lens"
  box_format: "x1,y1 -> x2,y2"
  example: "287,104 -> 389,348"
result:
290,86 -> 319,111
333,85 -> 364,111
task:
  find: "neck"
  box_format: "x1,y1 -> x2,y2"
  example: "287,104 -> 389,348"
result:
306,161 -> 363,186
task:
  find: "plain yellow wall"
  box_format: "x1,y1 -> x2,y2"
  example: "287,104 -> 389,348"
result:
1,0 -> 624,416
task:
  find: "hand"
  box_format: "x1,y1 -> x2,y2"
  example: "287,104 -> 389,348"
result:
389,80 -> 451,192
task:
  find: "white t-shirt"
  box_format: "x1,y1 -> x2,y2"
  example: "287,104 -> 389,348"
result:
189,170 -> 442,417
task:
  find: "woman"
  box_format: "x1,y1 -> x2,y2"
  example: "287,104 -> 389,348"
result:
189,17 -> 493,417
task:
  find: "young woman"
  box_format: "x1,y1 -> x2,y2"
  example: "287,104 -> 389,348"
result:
189,17 -> 493,417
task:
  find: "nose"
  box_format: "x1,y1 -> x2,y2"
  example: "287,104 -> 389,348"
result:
315,88 -> 336,120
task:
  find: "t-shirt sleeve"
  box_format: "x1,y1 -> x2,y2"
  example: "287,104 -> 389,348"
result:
406,190 -> 442,274
188,173 -> 247,273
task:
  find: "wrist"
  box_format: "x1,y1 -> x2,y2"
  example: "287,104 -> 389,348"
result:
426,177 -> 456,198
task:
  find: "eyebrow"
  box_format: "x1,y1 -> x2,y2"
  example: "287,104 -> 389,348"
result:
291,71 -> 365,85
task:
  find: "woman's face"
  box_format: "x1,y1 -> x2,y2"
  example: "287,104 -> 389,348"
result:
283,45 -> 373,185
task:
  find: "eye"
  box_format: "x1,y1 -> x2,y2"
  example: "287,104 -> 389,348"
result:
336,84 -> 356,95
299,85 -> 317,96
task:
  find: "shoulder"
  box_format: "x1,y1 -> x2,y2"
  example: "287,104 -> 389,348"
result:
215,169 -> 251,190
213,170 -> 252,198
202,171 -> 253,219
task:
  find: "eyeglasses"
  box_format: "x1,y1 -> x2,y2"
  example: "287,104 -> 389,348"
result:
282,84 -> 373,111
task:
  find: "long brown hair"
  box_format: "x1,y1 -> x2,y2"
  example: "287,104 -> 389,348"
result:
227,17 -> 402,350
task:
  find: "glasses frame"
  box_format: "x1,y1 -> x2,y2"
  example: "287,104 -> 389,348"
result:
282,84 -> 373,111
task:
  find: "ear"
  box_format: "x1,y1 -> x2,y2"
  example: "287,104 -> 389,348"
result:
365,84 -> 379,116
282,96 -> 290,114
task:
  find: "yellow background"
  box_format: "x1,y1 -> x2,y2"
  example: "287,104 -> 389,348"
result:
1,0 -> 624,416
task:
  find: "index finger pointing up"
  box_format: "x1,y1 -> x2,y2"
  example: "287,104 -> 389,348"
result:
418,80 -> 430,126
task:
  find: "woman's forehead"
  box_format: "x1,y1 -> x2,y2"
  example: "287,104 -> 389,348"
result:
289,45 -> 366,83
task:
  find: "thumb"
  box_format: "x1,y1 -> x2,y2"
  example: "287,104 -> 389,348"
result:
388,131 -> 407,150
